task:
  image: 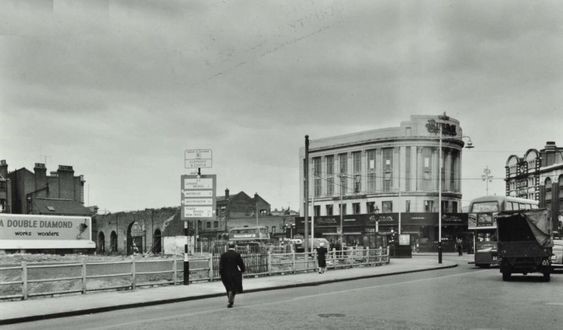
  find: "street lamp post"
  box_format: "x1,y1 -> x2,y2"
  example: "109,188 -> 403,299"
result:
373,205 -> 380,247
438,124 -> 443,264
427,116 -> 474,264
339,174 -> 344,248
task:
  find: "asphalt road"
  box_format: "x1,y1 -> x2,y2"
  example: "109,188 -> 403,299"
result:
5,257 -> 563,330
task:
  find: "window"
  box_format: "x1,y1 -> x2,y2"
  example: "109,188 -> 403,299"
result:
424,200 -> 434,212
405,200 -> 411,213
382,201 -> 393,212
421,147 -> 433,191
214,221 -> 219,228
339,203 -> 347,215
367,150 -> 376,193
441,201 -> 448,213
382,148 -> 393,192
352,203 -> 360,214
313,157 -> 322,197
470,201 -> 498,212
452,201 -> 458,213
450,150 -> 459,192
326,204 -> 333,216
366,201 -> 375,213
353,151 -> 361,193
326,155 -> 334,196
206,221 -> 211,229
354,175 -> 361,193
405,146 -> 411,191
339,154 -> 348,194
314,205 -> 320,217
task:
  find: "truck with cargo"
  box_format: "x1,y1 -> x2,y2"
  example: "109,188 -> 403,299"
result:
496,209 -> 553,282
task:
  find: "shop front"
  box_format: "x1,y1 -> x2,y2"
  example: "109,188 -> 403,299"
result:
296,212 -> 469,253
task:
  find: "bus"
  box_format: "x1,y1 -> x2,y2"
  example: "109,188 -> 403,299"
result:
228,226 -> 271,253
468,196 -> 539,268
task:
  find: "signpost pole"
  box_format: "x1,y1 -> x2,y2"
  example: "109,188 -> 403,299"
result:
183,221 -> 189,285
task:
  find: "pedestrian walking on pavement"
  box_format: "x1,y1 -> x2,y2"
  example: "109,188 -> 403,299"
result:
219,242 -> 246,308
456,237 -> 463,256
316,242 -> 328,274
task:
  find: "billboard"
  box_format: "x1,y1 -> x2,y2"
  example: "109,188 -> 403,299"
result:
0,214 -> 95,249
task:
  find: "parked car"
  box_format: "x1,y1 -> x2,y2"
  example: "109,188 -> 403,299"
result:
551,239 -> 563,264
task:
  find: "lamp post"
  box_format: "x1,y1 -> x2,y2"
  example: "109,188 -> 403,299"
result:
426,115 -> 474,264
438,124 -> 443,264
373,205 -> 380,248
339,174 -> 344,248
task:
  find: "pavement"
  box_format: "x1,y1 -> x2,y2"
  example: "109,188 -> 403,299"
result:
0,253 -> 473,325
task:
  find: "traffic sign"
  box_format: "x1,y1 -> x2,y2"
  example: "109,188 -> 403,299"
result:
180,174 -> 216,220
185,149 -> 212,169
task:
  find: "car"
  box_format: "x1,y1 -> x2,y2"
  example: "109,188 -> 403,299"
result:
551,239 -> 563,264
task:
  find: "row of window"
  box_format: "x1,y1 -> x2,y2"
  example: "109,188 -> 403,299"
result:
311,147 -> 460,197
312,200 -> 459,216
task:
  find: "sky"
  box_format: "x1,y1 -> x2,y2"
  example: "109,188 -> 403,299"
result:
1,0 -> 563,213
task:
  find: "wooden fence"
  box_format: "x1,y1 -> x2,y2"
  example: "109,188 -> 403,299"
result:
0,247 -> 389,300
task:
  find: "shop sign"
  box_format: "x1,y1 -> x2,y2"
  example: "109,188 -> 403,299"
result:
368,213 -> 398,225
316,217 -> 337,225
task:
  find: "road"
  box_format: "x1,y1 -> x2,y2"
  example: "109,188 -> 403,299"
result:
5,257 -> 563,330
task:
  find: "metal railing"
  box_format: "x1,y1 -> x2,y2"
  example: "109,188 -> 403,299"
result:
0,247 -> 389,300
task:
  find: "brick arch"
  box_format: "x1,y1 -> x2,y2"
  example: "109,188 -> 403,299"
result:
152,229 -> 162,254
110,231 -> 118,253
97,231 -> 105,254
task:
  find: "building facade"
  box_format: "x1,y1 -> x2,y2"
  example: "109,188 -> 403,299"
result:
299,114 -> 468,217
505,141 -> 563,233
0,160 -> 12,213
0,160 -> 91,216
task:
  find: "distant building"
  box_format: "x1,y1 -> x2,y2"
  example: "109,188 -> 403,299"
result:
94,189 -> 287,255
0,160 -> 92,216
299,114 -> 469,216
505,141 -> 563,230
0,160 -> 12,213
297,114 -> 472,251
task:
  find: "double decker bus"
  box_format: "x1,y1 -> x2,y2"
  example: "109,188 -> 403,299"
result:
228,226 -> 271,253
468,196 -> 538,268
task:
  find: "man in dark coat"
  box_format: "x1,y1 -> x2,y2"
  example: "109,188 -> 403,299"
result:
219,242 -> 246,308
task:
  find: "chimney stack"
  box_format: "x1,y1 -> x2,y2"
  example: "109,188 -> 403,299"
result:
34,163 -> 47,191
0,160 -> 7,178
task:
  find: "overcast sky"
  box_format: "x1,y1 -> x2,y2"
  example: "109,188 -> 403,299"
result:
1,0 -> 562,213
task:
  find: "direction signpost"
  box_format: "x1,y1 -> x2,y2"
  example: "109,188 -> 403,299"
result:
181,149 -> 215,285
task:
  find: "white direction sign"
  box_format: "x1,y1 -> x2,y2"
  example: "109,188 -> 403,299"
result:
180,174 -> 216,220
185,149 -> 212,169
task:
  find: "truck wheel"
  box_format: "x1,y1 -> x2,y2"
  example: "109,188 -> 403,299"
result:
502,272 -> 511,281
543,272 -> 551,282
